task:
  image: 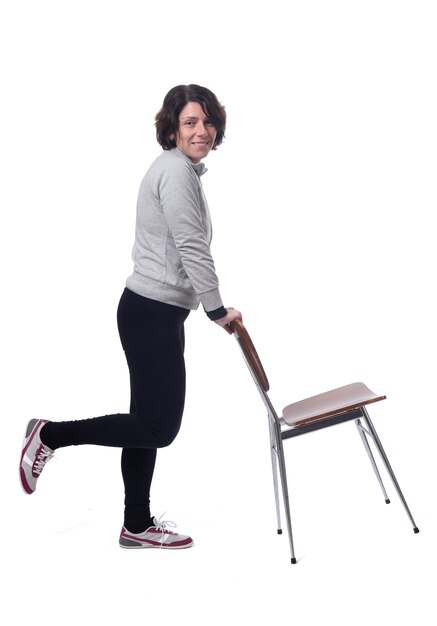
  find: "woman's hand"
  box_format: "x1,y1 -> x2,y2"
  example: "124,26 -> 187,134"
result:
214,307 -> 243,334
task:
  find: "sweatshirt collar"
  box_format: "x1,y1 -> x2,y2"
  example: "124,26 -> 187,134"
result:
174,147 -> 207,176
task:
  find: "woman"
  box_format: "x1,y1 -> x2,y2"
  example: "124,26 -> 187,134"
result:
19,84 -> 242,549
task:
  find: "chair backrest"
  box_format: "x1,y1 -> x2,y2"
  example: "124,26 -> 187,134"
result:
230,319 -> 270,392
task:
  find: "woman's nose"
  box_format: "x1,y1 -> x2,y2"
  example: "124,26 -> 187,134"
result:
196,122 -> 208,135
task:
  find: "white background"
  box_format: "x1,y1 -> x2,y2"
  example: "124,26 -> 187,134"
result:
1,1 -> 436,624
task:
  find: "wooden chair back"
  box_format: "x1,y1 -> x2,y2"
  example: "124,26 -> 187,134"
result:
230,319 -> 270,392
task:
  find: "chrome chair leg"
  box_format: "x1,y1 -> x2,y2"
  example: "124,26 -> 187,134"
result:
362,408 -> 419,533
268,416 -> 282,534
274,421 -> 297,563
355,418 -> 390,502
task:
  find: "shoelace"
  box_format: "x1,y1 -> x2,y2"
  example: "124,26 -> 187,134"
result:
153,512 -> 177,545
34,445 -> 54,475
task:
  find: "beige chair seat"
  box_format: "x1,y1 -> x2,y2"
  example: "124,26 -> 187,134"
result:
282,382 -> 385,427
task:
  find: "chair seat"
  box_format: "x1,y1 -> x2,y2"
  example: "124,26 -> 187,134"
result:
282,382 -> 386,427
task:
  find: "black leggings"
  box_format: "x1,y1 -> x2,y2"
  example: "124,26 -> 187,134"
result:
41,288 -> 190,531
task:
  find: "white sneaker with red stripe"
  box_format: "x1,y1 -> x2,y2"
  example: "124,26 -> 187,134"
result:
119,514 -> 193,549
20,419 -> 54,494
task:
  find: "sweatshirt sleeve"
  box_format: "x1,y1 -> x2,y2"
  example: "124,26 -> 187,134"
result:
158,161 -> 224,312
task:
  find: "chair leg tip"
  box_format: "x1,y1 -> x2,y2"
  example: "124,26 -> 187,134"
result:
277,529 -> 283,535
385,498 -> 390,504
414,527 -> 420,534
291,557 -> 297,564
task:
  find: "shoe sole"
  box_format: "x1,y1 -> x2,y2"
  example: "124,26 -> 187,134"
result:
119,541 -> 194,549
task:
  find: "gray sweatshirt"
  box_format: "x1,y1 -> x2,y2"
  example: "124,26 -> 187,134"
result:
126,148 -> 224,313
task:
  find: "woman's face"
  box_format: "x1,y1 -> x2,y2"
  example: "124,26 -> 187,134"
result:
173,101 -> 217,163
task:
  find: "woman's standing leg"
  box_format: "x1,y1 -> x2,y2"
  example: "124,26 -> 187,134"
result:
117,289 -> 189,533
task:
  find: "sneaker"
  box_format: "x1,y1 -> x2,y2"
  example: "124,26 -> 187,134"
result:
20,419 -> 54,494
119,514 -> 194,549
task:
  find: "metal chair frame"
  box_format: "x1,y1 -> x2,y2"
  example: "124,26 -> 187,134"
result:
230,319 -> 419,564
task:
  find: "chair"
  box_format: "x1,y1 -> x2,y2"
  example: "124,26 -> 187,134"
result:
229,318 -> 419,564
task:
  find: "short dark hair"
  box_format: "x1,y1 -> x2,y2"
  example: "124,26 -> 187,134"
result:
155,84 -> 226,150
